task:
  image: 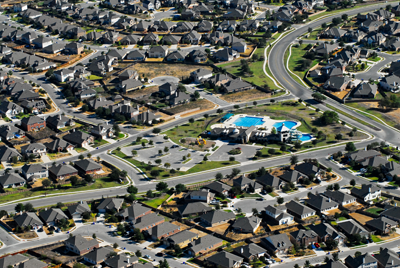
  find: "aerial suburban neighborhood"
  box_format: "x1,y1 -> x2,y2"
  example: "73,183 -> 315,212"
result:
1,0 -> 400,267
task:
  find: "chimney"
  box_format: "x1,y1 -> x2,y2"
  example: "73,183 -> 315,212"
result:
241,247 -> 243,253
127,258 -> 130,264
328,197 -> 331,202
59,114 -> 62,120
45,208 -> 47,211
369,187 -> 371,193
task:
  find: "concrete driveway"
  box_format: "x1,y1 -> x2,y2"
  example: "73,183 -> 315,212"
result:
209,143 -> 262,162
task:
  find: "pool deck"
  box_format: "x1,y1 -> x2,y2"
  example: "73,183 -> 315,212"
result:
214,114 -> 301,131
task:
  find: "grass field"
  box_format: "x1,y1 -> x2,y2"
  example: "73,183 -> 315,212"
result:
365,207 -> 383,215
134,63 -> 212,79
371,235 -> 383,243
93,139 -> 109,147
303,28 -> 322,40
165,99 -> 215,114
219,48 -> 278,90
0,177 -> 122,204
143,194 -> 171,208
326,104 -> 380,130
286,44 -> 319,85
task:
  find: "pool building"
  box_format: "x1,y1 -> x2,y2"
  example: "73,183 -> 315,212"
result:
203,114 -> 313,144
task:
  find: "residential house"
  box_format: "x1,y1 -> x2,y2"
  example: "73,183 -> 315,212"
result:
21,164 -> 48,181
14,3 -> 28,12
309,223 -> 345,244
21,143 -> 46,156
380,73 -> 400,93
142,33 -> 159,45
0,254 -> 29,268
314,43 -> 339,56
178,202 -> 213,217
306,193 -> 339,213
285,200 -> 316,220
323,76 -> 351,91
345,149 -> 381,163
294,162 -> 320,179
104,254 -> 139,268
345,253 -> 379,268
203,181 -> 231,196
373,248 -> 400,268
0,146 -> 22,163
21,100 -> 46,114
185,189 -> 215,203
131,212 -> 164,231
120,35 -> 142,45
261,233 -> 293,254
148,46 -> 168,58
163,230 -> 198,248
322,190 -> 357,206
13,90 -> 40,102
46,115 -> 75,131
97,198 -> 124,213
321,27 -> 346,39
118,79 -> 143,93
214,48 -> 238,62
165,51 -> 187,62
160,34 -> 180,45
222,78 -> 253,93
337,219 -> 370,238
39,208 -> 68,226
64,43 -> 84,55
173,21 -> 194,32
231,216 -> 261,233
90,123 -> 114,139
146,222 -> 181,240
131,110 -> 160,125
289,229 -> 318,246
233,175 -> 262,193
319,260 -> 347,268
118,202 -> 151,222
366,216 -> 397,235
63,130 -> 94,147
200,210 -> 235,227
197,20 -> 213,32
279,170 -> 304,183
255,173 -> 282,190
0,101 -> 24,118
0,173 -> 26,189
126,50 -> 147,61
205,251 -> 243,268
32,37 -> 52,48
362,31 -> 386,46
351,184 -> 381,203
264,205 -> 294,225
21,116 -> 46,132
353,82 -> 378,98
232,243 -> 267,262
182,30 -> 201,45
0,125 -> 25,141
65,234 -> 99,255
381,206 -> 400,223
68,201 -> 91,219
14,212 -> 43,229
48,164 -> 78,181
44,139 -> 74,153
74,159 -> 102,175
188,235 -> 223,256
190,68 -> 213,83
83,247 -> 114,265
119,69 -> 138,81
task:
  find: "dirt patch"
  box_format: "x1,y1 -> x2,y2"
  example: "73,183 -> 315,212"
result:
343,202 -> 364,211
324,208 -> 342,216
133,63 -> 212,79
15,231 -> 38,239
378,232 -> 400,240
33,244 -> 81,264
165,99 -> 215,115
329,88 -> 351,100
240,44 -> 257,57
169,221 -> 190,231
349,212 -> 373,225
123,85 -> 159,99
225,226 -> 266,241
208,222 -> 231,235
26,128 -> 57,140
268,223 -> 297,232
180,137 -> 216,151
187,228 -> 208,238
356,101 -> 400,127
219,89 -> 271,103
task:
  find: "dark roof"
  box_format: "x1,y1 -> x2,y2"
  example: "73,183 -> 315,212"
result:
374,248 -> 400,267
189,235 -> 222,254
18,259 -> 47,268
84,246 -> 114,263
319,260 -> 347,268
200,210 -> 235,225
203,181 -> 231,193
49,164 -> 78,177
323,190 -> 356,203
366,216 -> 398,231
21,164 -> 47,175
285,200 -> 316,216
351,184 -> 381,199
0,173 -> 25,187
0,255 -> 29,268
294,163 -> 319,177
231,216 -> 260,233
279,170 -> 303,182
345,253 -> 377,268
68,201 -> 91,215
347,149 -> 382,161
178,202 -> 212,216
381,206 -> 400,221
309,223 -> 343,240
0,146 -> 21,162
39,208 -> 68,223
14,212 -> 43,227
105,254 -> 139,268
21,115 -> 44,126
166,230 -> 198,244
337,219 -> 369,235
74,159 -> 102,171
262,233 -> 292,251
44,139 -> 73,152
97,198 -> 124,211
119,203 -> 151,219
147,222 -> 180,238
63,131 -> 93,145
255,173 -> 281,187
65,234 -> 99,252
290,229 -> 318,240
205,251 -> 243,268
307,193 -> 339,211
232,243 -> 266,259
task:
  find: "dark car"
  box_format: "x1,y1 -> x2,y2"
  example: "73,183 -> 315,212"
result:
156,252 -> 164,257
171,145 -> 179,148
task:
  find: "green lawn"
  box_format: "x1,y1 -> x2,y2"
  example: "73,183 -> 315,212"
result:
113,133 -> 125,140
142,194 -> 171,208
365,207 -> 383,215
93,139 -> 109,147
286,44 -> 320,85
326,104 -> 379,130
367,56 -> 382,62
75,147 -> 87,153
218,48 -> 278,90
0,177 -> 122,204
337,217 -> 347,221
89,75 -> 103,80
371,235 -> 383,243
303,28 -> 322,40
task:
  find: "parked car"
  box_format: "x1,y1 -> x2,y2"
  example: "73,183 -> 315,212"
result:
156,252 -> 164,257
256,198 -> 264,201
144,255 -> 151,259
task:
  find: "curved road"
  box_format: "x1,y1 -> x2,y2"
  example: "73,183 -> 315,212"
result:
269,2 -> 400,146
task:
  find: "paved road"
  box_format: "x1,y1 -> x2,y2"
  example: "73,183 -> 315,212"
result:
269,2 -> 400,147
353,51 -> 400,81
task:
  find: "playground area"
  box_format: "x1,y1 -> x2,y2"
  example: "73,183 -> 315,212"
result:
180,137 -> 216,151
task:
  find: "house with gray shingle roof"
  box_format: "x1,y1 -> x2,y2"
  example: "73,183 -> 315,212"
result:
105,254 -> 139,268
255,173 -> 282,190
146,222 -> 181,240
370,248 -> 400,268
203,181 -> 230,196
65,234 -> 99,255
0,173 -> 25,188
63,130 -> 94,147
118,203 -> 151,221
337,219 -> 369,238
164,230 -> 198,248
322,190 -> 356,206
345,253 -> 378,268
289,229 -> 318,246
366,216 -> 397,235
232,216 -> 261,233
205,251 -> 243,268
200,210 -> 235,227
233,175 -> 262,193
14,212 -> 43,228
0,254 -> 29,268
232,243 -> 267,262
285,200 -> 316,220
83,246 -> 114,265
44,139 -> 74,153
97,198 -> 124,213
132,212 -> 164,231
178,202 -> 212,217
264,205 -> 294,225
306,193 -> 339,213
18,259 -> 47,268
261,233 -> 293,254
351,184 -> 381,203
39,208 -> 68,226
74,159 -> 102,175
68,201 -> 91,219
221,78 -> 253,93
21,164 -> 48,181
0,145 -> 22,163
188,234 -> 223,256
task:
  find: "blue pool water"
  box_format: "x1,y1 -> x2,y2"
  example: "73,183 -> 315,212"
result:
273,121 -> 297,129
233,116 -> 265,127
299,134 -> 313,142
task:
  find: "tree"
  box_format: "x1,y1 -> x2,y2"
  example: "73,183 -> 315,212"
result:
175,183 -> 186,193
0,210 -> 8,218
24,203 -> 34,212
203,156 -> 208,162
135,250 -> 142,257
156,182 -> 168,192
345,142 -> 356,152
277,197 -> 284,204
164,146 -> 169,153
113,243 -> 119,249
189,118 -> 195,124
332,252 -> 339,261
350,179 -> 356,186
127,186 -> 138,194
70,176 -> 79,186
320,111 -> 339,125
150,170 -> 160,178
354,251 -> 362,258
92,234 -> 96,239
216,172 -> 223,180
252,208 -> 258,216
290,155 -> 298,165
146,190 -> 154,198
333,183 -> 340,191
42,179 -> 51,188
15,203 -> 25,213
164,163 -> 171,168
174,244 -> 182,256
335,133 -> 343,140
231,168 -> 241,177
152,128 -> 161,134
79,154 -> 85,160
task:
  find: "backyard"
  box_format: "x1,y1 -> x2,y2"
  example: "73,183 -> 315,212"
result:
133,63 -> 212,79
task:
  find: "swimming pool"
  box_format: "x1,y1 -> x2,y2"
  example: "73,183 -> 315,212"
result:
299,134 -> 313,141
273,121 -> 297,129
233,116 -> 265,127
